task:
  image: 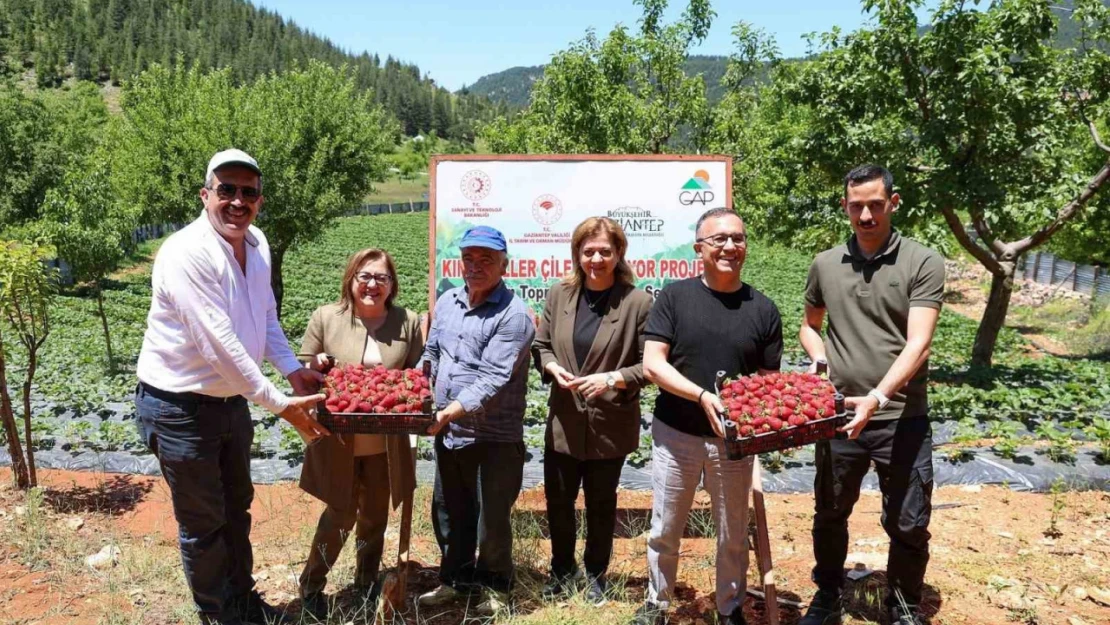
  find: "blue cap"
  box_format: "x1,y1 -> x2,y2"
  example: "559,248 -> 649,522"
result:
458,225 -> 507,252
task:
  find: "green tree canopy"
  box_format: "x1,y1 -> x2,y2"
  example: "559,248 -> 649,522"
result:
40,151 -> 139,369
115,61 -> 397,315
483,0 -> 716,154
758,0 -> 1110,367
0,240 -> 56,490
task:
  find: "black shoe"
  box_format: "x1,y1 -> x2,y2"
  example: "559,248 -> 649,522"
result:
890,604 -> 924,625
718,608 -> 747,625
630,602 -> 667,625
233,590 -> 292,625
584,576 -> 607,607
542,574 -> 571,600
799,588 -> 843,625
543,569 -> 581,601
354,581 -> 382,611
300,592 -> 328,621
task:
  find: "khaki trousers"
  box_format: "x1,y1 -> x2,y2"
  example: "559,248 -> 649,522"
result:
647,418 -> 753,616
299,453 -> 391,595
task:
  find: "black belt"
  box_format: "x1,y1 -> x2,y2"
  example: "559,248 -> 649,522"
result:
139,381 -> 244,405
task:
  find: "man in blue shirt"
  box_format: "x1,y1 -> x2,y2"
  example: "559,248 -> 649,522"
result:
417,225 -> 535,615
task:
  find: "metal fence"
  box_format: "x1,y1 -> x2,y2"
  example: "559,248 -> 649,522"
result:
1017,251 -> 1110,297
344,201 -> 430,216
46,204 -> 427,286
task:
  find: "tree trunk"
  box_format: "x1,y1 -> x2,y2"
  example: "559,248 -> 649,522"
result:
0,329 -> 29,489
971,262 -> 1016,368
21,348 -> 38,488
94,281 -> 115,371
270,246 -> 286,321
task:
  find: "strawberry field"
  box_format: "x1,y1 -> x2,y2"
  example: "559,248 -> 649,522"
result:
2,213 -> 1110,490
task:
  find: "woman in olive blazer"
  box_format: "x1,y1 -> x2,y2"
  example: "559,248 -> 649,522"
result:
533,217 -> 652,604
296,248 -> 424,615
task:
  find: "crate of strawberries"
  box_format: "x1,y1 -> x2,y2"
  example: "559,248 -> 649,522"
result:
316,362 -> 436,436
713,364 -> 847,460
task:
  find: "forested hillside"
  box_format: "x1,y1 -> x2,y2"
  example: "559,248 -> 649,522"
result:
0,0 -> 507,140
466,55 -> 730,107
466,1 -> 1105,109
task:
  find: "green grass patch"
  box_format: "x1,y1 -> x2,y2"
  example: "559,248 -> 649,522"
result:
1007,296 -> 1110,359
363,176 -> 428,204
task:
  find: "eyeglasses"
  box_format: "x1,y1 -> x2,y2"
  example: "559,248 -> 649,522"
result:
355,272 -> 393,285
696,233 -> 747,248
211,183 -> 261,201
580,248 -> 615,258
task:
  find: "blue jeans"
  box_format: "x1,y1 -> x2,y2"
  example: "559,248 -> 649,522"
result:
134,382 -> 255,618
431,436 -> 525,592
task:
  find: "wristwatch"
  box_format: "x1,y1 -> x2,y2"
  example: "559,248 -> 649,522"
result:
605,373 -> 617,390
867,388 -> 891,410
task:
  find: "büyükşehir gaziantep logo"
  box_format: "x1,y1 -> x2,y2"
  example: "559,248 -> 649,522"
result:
532,194 -> 563,226
460,170 -> 492,202
682,169 -> 712,190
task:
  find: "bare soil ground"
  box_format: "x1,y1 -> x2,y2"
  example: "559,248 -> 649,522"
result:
2,469 -> 1109,625
942,261 -> 1076,358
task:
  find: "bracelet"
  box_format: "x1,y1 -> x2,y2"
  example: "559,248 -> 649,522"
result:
697,389 -> 707,403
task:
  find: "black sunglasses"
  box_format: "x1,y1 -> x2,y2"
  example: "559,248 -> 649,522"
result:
211,182 -> 261,201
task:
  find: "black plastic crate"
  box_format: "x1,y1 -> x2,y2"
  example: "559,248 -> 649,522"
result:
316,396 -> 436,436
713,368 -> 848,460
316,360 -> 436,435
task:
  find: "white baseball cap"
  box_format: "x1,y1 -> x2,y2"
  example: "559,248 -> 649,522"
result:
205,149 -> 261,180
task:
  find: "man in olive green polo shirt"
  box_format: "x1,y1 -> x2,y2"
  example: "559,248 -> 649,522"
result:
797,164 -> 944,625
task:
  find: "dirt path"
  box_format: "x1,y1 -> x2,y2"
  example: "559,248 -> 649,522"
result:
3,469 -> 1110,625
943,262 -> 1074,358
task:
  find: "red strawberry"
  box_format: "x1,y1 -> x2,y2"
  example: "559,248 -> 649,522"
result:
739,425 -> 755,436
357,401 -> 373,413
788,414 -> 807,427
768,417 -> 784,431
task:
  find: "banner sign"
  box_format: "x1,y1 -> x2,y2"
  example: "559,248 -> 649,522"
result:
429,155 -> 732,310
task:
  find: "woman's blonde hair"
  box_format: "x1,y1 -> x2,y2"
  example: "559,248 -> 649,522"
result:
563,217 -> 635,287
337,248 -> 399,313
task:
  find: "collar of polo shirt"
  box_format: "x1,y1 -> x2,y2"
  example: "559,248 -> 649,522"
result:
848,228 -> 901,263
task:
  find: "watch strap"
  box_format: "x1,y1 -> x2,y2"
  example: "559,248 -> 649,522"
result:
867,388 -> 890,410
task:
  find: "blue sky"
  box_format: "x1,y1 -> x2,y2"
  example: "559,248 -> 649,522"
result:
254,0 -> 939,91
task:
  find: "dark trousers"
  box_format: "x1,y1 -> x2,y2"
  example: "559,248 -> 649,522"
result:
299,453 -> 391,596
812,416 -> 934,606
431,436 -> 525,593
543,448 -> 625,579
134,383 -> 255,618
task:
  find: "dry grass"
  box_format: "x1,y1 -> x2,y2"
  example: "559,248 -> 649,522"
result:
2,472 -> 1110,625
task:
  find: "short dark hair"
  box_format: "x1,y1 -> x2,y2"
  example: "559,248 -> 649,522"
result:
695,207 -> 741,238
844,164 -> 893,199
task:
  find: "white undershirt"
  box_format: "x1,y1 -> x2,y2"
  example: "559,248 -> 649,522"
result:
353,315 -> 386,456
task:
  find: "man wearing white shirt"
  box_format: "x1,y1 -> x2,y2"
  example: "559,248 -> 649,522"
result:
135,149 -> 327,625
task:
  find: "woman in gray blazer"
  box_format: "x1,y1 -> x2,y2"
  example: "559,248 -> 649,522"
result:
533,217 -> 652,605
